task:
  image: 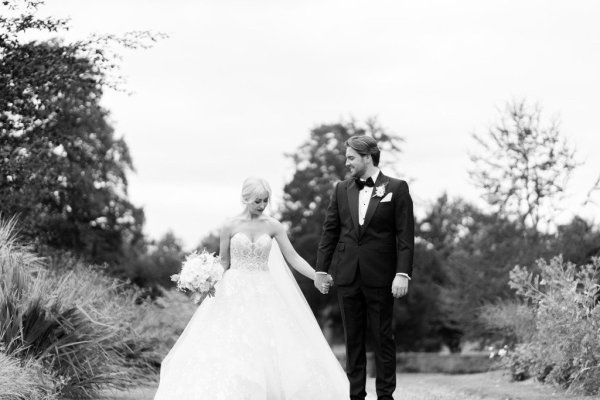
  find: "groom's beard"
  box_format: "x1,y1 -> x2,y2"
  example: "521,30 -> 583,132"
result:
348,166 -> 366,179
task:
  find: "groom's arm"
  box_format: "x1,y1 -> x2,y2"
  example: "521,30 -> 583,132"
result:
394,180 -> 415,277
316,181 -> 341,273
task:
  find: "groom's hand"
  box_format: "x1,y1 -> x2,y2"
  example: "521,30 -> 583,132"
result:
392,275 -> 409,298
314,273 -> 333,294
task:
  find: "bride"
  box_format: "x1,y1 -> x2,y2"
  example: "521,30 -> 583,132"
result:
153,177 -> 349,399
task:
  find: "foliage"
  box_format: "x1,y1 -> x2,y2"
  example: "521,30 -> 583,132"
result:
0,0 -> 164,264
417,194 -> 480,259
479,300 -> 536,346
483,256 -> 600,395
417,194 -> 537,346
197,229 -> 220,254
0,351 -> 55,400
130,288 -> 197,362
1,217 -> 125,398
0,216 -> 171,398
393,242 -> 453,351
550,216 -> 600,266
123,231 -> 185,290
458,96 -> 592,344
469,99 -> 577,232
420,192 -> 600,346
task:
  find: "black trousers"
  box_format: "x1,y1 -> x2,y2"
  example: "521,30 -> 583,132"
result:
337,267 -> 396,400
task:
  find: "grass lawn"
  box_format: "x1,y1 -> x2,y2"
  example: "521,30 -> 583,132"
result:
99,370 -> 594,399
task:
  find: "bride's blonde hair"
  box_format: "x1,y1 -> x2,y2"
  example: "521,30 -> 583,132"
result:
241,177 -> 272,205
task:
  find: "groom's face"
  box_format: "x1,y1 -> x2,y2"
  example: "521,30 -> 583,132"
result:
345,147 -> 367,178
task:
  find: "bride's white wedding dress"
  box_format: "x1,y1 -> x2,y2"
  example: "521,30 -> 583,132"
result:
153,232 -> 349,400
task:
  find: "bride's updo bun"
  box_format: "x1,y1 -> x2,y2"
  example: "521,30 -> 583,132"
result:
241,177 -> 272,205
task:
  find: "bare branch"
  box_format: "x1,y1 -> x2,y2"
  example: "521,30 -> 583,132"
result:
469,99 -> 577,232
583,174 -> 600,207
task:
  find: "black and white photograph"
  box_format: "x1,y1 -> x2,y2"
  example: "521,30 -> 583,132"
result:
1,1 -> 600,399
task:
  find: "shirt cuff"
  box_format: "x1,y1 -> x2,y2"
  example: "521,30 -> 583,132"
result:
396,273 -> 411,280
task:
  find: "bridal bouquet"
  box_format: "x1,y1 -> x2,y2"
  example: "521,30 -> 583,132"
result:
171,250 -> 223,304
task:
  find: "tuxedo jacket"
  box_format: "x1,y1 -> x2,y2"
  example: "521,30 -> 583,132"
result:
316,172 -> 414,287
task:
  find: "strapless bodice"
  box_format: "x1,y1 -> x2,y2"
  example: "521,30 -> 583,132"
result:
229,232 -> 272,272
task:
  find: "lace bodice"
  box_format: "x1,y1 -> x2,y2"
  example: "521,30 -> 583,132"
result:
229,232 -> 272,272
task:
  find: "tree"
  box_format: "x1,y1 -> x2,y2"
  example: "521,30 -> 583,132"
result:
551,216 -> 600,265
394,241 -> 452,351
469,99 -> 577,233
125,231 -> 185,291
417,193 -> 552,345
464,100 -> 600,345
0,0 -> 163,263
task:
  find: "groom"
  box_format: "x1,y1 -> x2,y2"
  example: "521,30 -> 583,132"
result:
315,135 -> 414,400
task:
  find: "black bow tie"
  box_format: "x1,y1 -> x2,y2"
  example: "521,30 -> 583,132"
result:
355,177 -> 375,190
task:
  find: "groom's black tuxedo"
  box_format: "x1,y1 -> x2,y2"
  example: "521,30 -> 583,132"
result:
316,172 -> 414,285
316,171 -> 414,400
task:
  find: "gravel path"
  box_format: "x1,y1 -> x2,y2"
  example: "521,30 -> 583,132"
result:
99,370 -> 592,399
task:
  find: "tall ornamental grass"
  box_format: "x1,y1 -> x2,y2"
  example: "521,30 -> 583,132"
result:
0,351 -> 54,400
482,256 -> 600,395
0,217 -> 185,398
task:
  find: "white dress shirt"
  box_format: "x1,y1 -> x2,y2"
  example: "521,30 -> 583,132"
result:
358,170 -> 380,225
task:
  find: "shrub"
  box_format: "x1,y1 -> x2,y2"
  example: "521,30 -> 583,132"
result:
482,256 -> 600,395
0,351 -> 55,400
1,217 -> 128,397
479,300 -> 536,346
127,288 -> 197,366
0,216 -> 186,398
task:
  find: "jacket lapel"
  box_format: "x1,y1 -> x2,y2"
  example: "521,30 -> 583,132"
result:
361,172 -> 389,235
346,180 -> 360,236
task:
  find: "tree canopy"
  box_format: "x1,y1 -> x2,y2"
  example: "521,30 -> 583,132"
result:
0,0 -> 163,263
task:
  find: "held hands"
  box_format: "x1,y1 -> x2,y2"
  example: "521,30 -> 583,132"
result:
392,275 -> 409,298
314,273 -> 333,294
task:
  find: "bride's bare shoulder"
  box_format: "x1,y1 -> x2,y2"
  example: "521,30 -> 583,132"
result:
263,216 -> 285,234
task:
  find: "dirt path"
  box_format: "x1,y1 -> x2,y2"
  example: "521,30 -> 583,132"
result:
373,371 -> 592,400
100,370 -> 593,399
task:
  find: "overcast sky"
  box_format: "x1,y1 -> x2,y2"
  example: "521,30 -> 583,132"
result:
39,0 -> 600,248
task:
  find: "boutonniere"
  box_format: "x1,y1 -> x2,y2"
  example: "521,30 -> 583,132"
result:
372,183 -> 387,198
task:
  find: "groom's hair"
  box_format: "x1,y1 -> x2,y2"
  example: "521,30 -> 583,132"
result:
345,135 -> 381,166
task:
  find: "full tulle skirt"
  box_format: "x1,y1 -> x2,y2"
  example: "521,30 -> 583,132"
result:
153,269 -> 348,400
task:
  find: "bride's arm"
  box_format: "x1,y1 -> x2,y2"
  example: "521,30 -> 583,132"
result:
219,221 -> 232,270
272,220 -> 316,281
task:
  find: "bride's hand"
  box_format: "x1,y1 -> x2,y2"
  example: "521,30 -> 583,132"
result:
314,273 -> 333,294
